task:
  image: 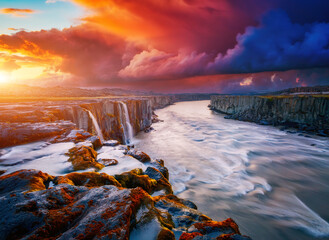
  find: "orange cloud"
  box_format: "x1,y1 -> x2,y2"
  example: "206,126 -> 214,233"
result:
1,8 -> 35,17
0,24 -> 134,85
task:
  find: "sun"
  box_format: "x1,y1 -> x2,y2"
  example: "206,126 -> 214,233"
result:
0,72 -> 9,84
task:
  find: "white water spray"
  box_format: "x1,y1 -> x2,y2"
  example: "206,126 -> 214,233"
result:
119,101 -> 134,144
87,110 -> 105,143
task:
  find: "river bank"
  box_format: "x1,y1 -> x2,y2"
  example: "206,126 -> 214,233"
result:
209,95 -> 329,137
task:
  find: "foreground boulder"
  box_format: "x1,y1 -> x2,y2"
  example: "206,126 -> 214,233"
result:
0,169 -> 53,194
0,169 -> 251,240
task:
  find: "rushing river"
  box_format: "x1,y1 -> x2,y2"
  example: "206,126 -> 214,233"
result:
134,100 -> 329,240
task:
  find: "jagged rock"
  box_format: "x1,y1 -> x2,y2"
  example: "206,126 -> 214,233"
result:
115,169 -> 157,194
150,159 -> 169,180
181,218 -> 252,240
0,184 -> 151,239
153,194 -> 211,235
0,169 -> 172,240
66,146 -> 104,171
0,169 -> 53,194
98,158 -> 119,166
87,136 -> 103,150
145,167 -> 173,194
126,149 -> 152,163
54,172 -> 121,188
0,169 -> 251,240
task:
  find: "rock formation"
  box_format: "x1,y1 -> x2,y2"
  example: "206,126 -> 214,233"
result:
210,95 -> 329,136
0,96 -> 173,148
0,160 -> 251,240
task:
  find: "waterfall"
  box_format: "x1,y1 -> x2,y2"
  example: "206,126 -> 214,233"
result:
87,110 -> 105,143
119,101 -> 134,144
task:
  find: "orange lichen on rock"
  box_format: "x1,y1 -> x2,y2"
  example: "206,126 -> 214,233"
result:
145,167 -> 173,194
30,192 -> 85,239
114,168 -> 157,194
55,172 -> 121,188
157,227 -> 176,240
66,146 -> 104,171
179,232 -> 203,240
0,169 -> 53,193
99,158 -> 118,166
126,149 -> 151,163
193,218 -> 241,235
217,233 -> 238,240
76,220 -> 105,240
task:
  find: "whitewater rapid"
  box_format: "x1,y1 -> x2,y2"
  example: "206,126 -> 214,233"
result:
134,100 -> 329,240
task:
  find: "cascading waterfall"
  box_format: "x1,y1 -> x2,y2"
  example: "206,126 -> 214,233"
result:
87,110 -> 105,143
118,101 -> 134,144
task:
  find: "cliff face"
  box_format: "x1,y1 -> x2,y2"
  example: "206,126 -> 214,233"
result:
210,95 -> 329,136
148,96 -> 175,109
0,96 -> 172,148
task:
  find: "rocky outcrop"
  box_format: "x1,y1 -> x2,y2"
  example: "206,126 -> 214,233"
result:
66,146 -> 105,171
210,95 -> 329,136
0,166 -> 251,240
0,96 -> 173,148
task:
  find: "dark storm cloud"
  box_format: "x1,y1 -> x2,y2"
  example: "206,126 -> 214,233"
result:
208,10 -> 329,74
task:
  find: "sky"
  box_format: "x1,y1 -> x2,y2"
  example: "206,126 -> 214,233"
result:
0,0 -> 329,93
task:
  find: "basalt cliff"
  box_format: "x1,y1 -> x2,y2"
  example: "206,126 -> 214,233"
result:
0,96 -> 174,148
210,95 -> 329,136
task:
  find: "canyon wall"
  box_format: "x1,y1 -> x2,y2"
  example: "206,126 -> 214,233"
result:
210,95 -> 329,136
0,96 -> 173,148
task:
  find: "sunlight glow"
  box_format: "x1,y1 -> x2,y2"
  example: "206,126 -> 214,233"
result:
0,72 -> 9,83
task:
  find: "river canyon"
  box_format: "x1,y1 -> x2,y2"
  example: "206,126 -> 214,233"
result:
134,101 -> 329,240
0,98 -> 328,240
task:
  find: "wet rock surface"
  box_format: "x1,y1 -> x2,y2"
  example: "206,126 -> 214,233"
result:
0,158 -> 251,240
66,145 -> 105,171
99,158 -> 119,166
125,149 -> 152,163
210,95 -> 329,136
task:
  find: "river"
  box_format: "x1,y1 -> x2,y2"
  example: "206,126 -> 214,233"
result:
134,100 -> 329,240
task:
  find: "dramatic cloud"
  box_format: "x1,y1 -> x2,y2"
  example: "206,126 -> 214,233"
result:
1,0 -> 329,92
0,25 -> 136,85
74,0 -> 271,52
1,8 -> 35,17
119,49 -> 210,80
119,10 -> 329,82
208,10 -> 329,74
